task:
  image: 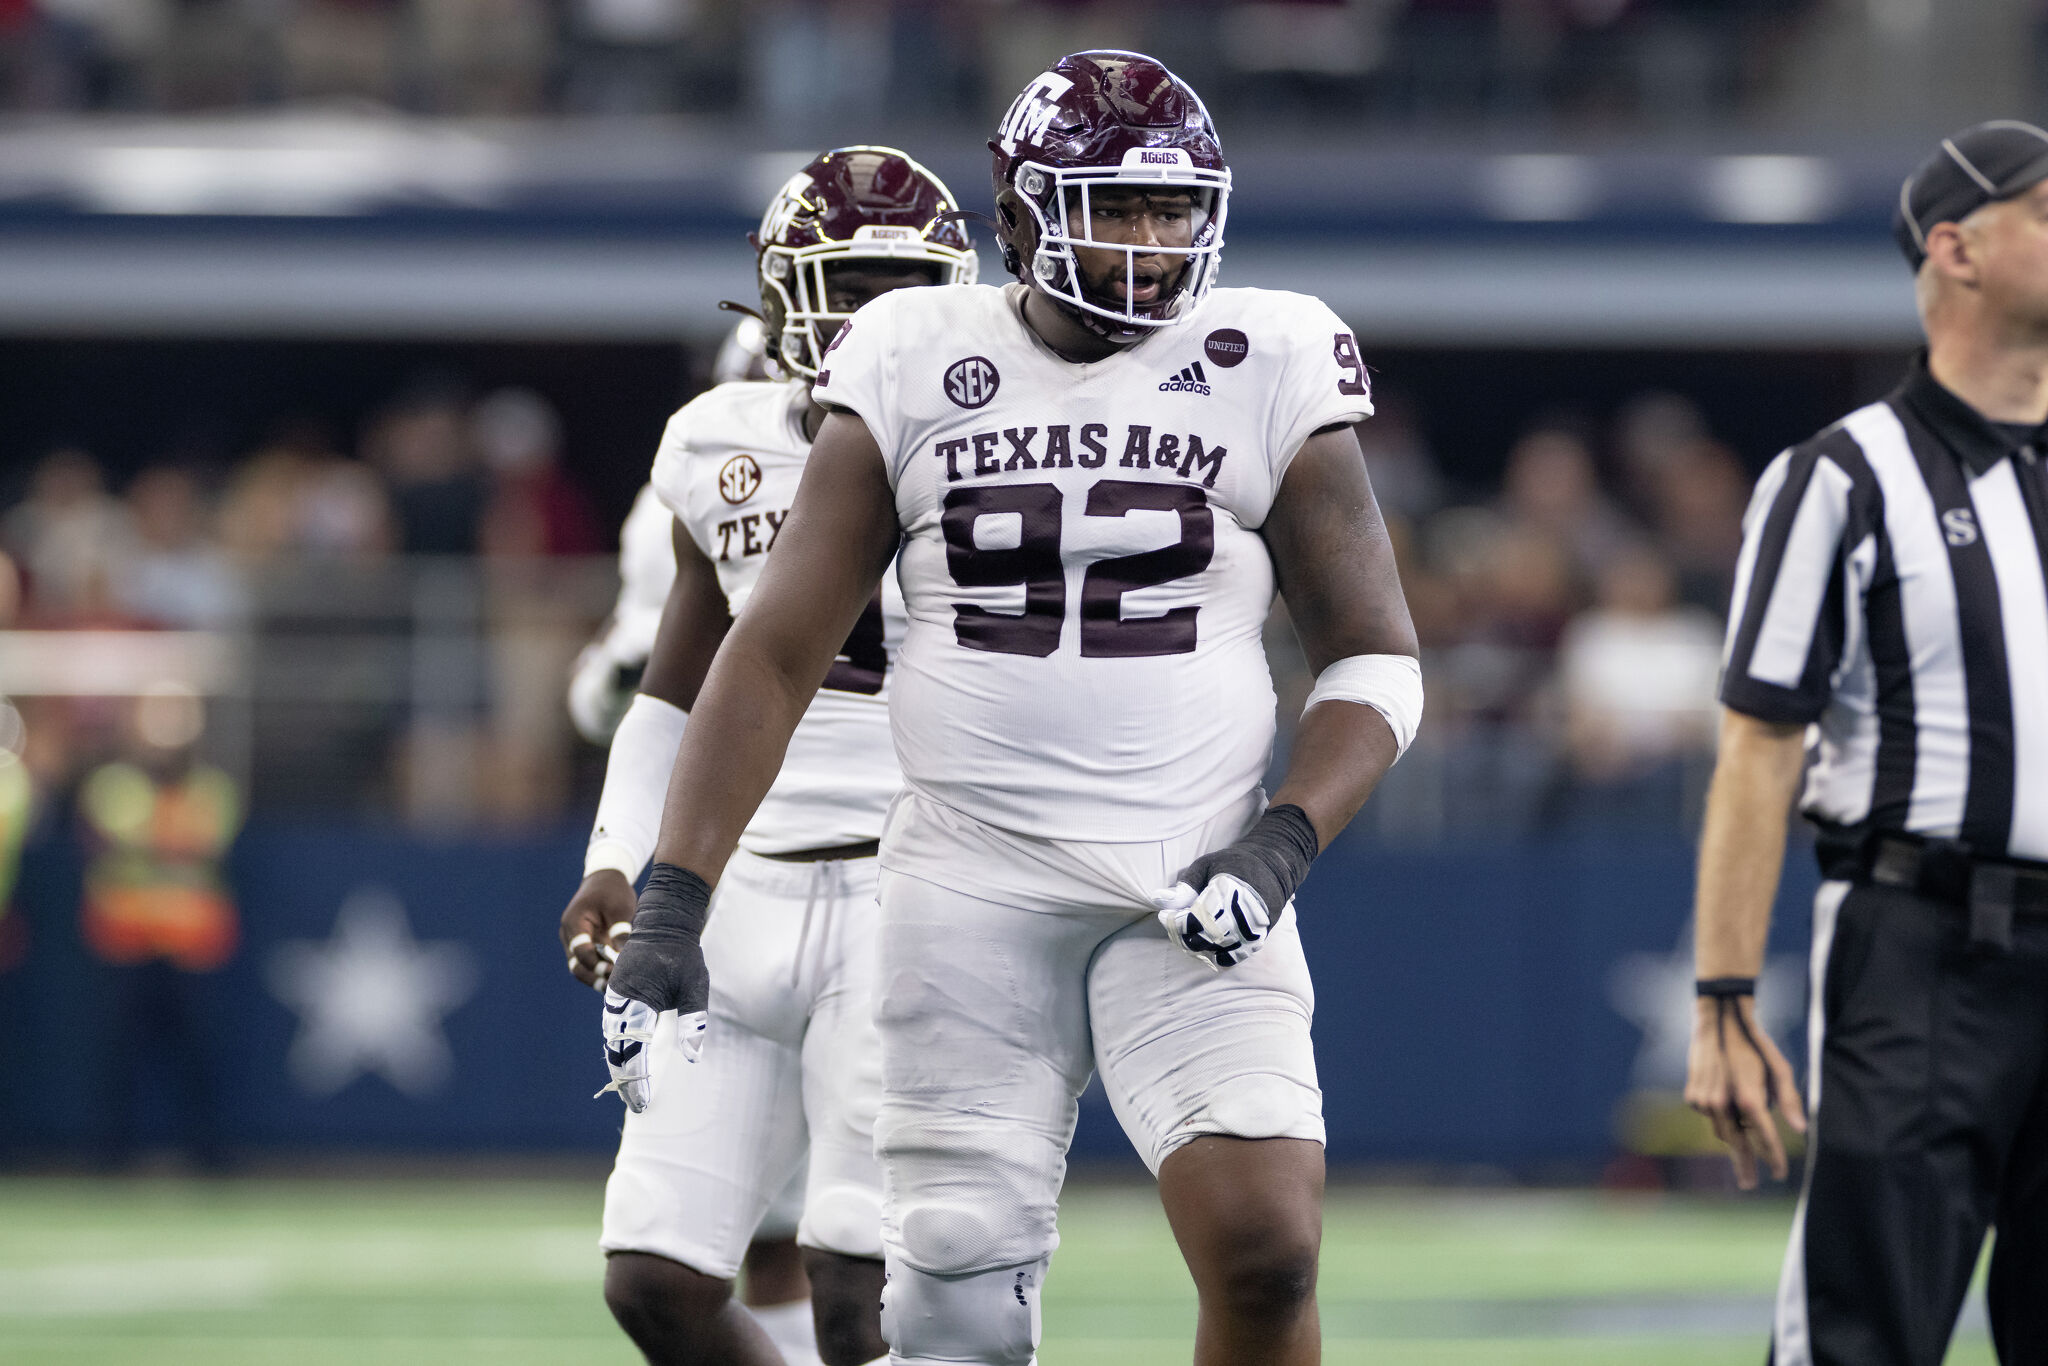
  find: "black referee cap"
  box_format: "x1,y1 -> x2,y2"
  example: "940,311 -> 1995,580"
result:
1895,120 -> 2048,269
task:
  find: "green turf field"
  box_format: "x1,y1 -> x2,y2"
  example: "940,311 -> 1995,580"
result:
0,1177 -> 1995,1364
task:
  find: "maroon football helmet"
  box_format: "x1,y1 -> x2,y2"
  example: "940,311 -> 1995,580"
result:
753,146 -> 978,379
990,51 -> 1230,341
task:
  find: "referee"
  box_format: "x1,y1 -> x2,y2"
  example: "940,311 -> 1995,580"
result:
1688,120 -> 2048,1366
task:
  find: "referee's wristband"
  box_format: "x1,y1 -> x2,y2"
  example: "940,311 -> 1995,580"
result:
1695,977 -> 1757,999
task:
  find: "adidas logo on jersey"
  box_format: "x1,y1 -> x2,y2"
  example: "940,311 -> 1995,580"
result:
1159,361 -> 1211,395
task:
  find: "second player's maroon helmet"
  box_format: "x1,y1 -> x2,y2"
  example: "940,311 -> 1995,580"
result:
990,51 -> 1230,340
752,146 -> 978,379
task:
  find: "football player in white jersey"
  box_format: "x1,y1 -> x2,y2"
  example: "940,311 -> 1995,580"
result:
567,318 -> 778,747
561,147 -> 977,1366
604,52 -> 1421,1366
566,315 -> 834,1363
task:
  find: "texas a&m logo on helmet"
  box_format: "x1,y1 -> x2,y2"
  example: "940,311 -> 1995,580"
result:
989,51 -> 1231,342
997,72 -> 1076,157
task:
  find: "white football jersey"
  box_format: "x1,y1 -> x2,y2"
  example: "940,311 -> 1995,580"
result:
814,282 -> 1373,841
650,378 -> 906,854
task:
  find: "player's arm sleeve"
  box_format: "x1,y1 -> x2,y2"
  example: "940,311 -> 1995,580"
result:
1269,298 -> 1376,487
567,484 -> 676,743
1717,444 -> 1859,725
617,482 -> 680,621
808,297 -> 902,473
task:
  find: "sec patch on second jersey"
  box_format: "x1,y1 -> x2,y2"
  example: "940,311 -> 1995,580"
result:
719,454 -> 763,504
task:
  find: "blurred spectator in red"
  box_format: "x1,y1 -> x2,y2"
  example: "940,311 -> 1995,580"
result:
473,388 -> 602,557
115,466 -> 244,629
0,448 -> 135,622
79,684 -> 242,1169
364,384 -> 488,555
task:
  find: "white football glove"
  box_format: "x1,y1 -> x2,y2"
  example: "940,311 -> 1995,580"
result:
597,988 -> 705,1113
1149,873 -> 1273,970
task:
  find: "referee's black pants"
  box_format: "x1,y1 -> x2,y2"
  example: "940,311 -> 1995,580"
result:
1771,880 -> 2048,1366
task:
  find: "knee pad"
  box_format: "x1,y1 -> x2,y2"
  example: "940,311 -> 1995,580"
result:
800,1181 -> 883,1261
1201,1072 -> 1318,1142
879,1256 -> 1045,1366
898,1201 -> 1007,1274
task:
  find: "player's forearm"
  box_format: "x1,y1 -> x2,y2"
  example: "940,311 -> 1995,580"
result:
1693,709 -> 1807,978
650,630 -> 821,882
1268,699 -> 1401,848
638,524 -> 732,711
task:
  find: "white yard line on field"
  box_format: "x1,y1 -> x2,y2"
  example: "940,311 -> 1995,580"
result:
0,1256 -> 277,1315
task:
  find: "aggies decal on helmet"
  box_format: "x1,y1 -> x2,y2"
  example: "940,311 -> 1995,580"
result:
990,51 -> 1231,342
753,146 -> 979,380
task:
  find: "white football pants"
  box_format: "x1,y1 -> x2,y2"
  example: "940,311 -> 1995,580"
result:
602,849 -> 884,1279
873,791 -> 1324,1280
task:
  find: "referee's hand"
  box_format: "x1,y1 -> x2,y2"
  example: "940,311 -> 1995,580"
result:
1684,995 -> 1807,1189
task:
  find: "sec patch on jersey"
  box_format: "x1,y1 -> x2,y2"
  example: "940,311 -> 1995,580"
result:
717,453 -> 762,504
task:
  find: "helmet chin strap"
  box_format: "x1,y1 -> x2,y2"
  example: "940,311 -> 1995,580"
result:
1043,287 -> 1151,346
1054,258 -> 1185,342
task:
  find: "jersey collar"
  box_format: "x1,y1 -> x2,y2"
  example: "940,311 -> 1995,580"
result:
1003,281 -> 1179,368
781,377 -> 815,447
1895,350 -> 2046,478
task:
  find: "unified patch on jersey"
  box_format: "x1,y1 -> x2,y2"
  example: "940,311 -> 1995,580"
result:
1204,329 -> 1249,368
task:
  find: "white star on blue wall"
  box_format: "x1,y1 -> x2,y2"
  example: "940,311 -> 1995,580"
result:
267,887 -> 478,1099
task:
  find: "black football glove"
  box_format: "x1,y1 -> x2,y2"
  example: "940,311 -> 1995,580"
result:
1150,804 -> 1319,969
598,862 -> 712,1111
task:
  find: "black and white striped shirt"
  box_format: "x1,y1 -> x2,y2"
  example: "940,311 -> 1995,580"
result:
1721,357 -> 2048,862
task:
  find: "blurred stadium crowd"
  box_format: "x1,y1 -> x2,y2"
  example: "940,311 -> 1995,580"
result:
1321,383 -> 1737,839
0,366 -> 1744,838
2,0 -> 1828,131
3,383 -> 599,629
0,382 -> 615,827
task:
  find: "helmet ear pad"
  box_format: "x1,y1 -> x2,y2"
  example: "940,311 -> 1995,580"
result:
993,185 -> 1037,281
